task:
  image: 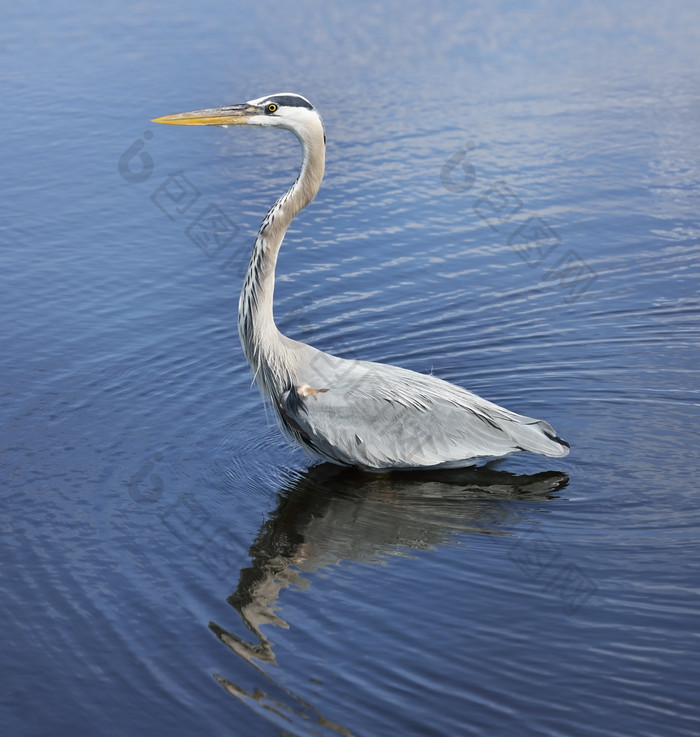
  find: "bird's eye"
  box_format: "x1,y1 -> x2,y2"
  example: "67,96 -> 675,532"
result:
265,103 -> 278,114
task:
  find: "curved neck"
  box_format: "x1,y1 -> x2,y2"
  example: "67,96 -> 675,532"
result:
238,117 -> 325,399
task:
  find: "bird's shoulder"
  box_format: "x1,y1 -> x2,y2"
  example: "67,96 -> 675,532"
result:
285,344 -> 512,421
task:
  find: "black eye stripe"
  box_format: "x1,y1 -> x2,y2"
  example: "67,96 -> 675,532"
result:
264,95 -> 314,110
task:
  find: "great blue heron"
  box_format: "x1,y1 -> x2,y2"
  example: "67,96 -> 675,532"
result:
153,92 -> 570,471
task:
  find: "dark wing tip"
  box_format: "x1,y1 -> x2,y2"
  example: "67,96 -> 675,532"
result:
554,435 -> 571,449
544,429 -> 570,450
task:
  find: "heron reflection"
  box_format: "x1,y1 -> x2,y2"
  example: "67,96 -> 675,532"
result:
211,464 -> 568,670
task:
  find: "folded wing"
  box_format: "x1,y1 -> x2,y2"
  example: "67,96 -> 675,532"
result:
278,348 -> 569,470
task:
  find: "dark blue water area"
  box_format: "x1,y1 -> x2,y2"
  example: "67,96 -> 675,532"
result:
2,2 -> 700,736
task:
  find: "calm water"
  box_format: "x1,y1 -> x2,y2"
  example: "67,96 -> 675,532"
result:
2,2 -> 700,736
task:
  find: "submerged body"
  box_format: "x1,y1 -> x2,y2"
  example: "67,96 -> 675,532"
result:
154,93 -> 570,471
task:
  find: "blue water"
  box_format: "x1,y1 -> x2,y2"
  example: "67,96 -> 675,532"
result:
3,2 -> 700,736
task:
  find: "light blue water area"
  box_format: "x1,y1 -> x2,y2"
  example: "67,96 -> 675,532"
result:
2,2 -> 700,736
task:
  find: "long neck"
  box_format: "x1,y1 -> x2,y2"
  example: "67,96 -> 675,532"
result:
238,117 -> 325,401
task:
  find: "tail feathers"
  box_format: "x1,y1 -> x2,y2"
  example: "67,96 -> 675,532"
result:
510,418 -> 570,458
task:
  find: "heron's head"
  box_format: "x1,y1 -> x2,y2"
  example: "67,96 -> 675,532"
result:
152,92 -> 323,142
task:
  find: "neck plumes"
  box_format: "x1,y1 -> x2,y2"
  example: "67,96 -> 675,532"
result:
238,114 -> 326,402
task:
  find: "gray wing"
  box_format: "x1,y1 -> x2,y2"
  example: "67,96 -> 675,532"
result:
279,347 -> 569,470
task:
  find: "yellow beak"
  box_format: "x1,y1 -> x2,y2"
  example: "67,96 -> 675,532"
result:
151,103 -> 260,126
